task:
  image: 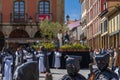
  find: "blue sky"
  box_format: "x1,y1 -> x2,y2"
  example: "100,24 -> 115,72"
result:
65,0 -> 81,22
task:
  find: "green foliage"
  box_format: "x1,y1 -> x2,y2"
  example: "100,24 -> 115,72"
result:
33,42 -> 55,50
60,43 -> 89,50
39,20 -> 68,40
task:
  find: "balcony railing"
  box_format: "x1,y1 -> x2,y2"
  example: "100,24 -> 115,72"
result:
10,13 -> 28,23
36,13 -> 53,22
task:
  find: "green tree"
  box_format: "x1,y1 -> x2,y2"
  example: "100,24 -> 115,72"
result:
39,19 -> 68,41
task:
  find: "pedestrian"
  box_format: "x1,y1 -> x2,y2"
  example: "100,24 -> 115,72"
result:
61,55 -> 86,80
89,47 -> 94,63
37,46 -> 46,73
101,48 -> 107,54
94,49 -> 100,56
53,48 -> 62,69
88,53 -> 119,80
114,46 -> 120,76
3,48 -> 13,80
25,51 -> 33,62
43,46 -> 51,73
15,46 -> 24,67
108,46 -> 115,70
13,61 -> 39,80
93,49 -> 100,64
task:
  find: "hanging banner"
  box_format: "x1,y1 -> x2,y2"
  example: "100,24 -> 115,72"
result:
39,14 -> 50,20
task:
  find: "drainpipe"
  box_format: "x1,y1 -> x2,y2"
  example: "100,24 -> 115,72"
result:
119,30 -> 120,46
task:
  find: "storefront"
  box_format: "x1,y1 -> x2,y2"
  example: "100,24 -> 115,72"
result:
101,34 -> 109,49
109,32 -> 119,48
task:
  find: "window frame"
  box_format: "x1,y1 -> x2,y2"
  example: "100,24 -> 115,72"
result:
13,1 -> 25,14
13,1 -> 25,22
38,1 -> 50,14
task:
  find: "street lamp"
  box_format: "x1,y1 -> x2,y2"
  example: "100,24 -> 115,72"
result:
29,16 -> 33,38
66,15 -> 70,24
29,16 -> 33,28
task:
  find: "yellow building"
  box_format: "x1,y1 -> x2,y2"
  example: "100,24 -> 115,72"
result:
99,0 -> 120,49
108,7 -> 120,48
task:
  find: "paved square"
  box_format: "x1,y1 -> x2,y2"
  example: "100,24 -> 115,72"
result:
39,69 -> 90,80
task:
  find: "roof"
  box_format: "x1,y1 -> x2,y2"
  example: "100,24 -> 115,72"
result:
79,0 -> 84,3
67,20 -> 81,30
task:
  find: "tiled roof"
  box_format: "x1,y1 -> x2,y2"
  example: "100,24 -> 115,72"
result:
67,20 -> 81,30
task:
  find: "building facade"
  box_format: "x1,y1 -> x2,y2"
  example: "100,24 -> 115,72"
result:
67,20 -> 81,42
107,1 -> 120,48
80,0 -> 101,49
99,0 -> 120,49
80,0 -> 120,49
0,0 -> 64,50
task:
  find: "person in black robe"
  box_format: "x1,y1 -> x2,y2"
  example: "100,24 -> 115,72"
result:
88,53 -> 119,80
13,61 -> 39,80
61,55 -> 86,80
41,46 -> 51,73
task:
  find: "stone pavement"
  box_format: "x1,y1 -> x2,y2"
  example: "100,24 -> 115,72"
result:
39,65 -> 97,80
0,69 -> 89,80
39,69 -> 90,80
0,65 -> 97,80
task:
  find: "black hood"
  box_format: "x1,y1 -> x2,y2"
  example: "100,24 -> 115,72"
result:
66,55 -> 81,76
95,53 -> 109,71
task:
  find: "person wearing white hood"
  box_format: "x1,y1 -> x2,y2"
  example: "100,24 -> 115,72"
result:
3,48 -> 13,80
37,46 -> 46,73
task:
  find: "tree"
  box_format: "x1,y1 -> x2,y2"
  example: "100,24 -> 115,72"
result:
39,19 -> 68,41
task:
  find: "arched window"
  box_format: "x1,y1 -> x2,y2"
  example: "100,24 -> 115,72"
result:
39,1 -> 50,14
13,1 -> 25,22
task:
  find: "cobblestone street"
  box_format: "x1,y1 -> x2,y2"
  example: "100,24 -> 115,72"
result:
39,69 -> 90,80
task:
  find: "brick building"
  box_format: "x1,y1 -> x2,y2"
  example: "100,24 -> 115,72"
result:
0,0 -> 64,50
80,0 -> 101,49
80,0 -> 120,49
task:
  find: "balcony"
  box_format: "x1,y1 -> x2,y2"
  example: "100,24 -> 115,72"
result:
98,9 -> 108,18
36,13 -> 52,22
10,13 -> 28,23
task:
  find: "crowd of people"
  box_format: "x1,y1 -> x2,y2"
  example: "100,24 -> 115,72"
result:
1,43 -> 120,80
89,46 -> 120,79
89,46 -> 120,71
0,45 -> 62,80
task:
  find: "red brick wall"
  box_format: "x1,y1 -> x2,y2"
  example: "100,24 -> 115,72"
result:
2,0 -> 12,23
26,1 -> 37,23
1,0 -> 58,23
52,0 -> 56,22
100,0 -> 105,12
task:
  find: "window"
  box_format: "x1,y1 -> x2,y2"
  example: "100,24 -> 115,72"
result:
13,1 -> 25,22
14,1 -> 25,14
39,1 -> 50,14
109,20 -> 111,33
103,2 -> 107,10
118,15 -> 120,30
104,20 -> 107,32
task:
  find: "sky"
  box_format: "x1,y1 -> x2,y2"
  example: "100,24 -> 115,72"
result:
65,0 -> 81,22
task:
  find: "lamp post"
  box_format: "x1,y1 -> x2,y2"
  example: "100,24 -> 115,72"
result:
29,16 -> 33,28
29,16 -> 33,37
66,15 -> 70,24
